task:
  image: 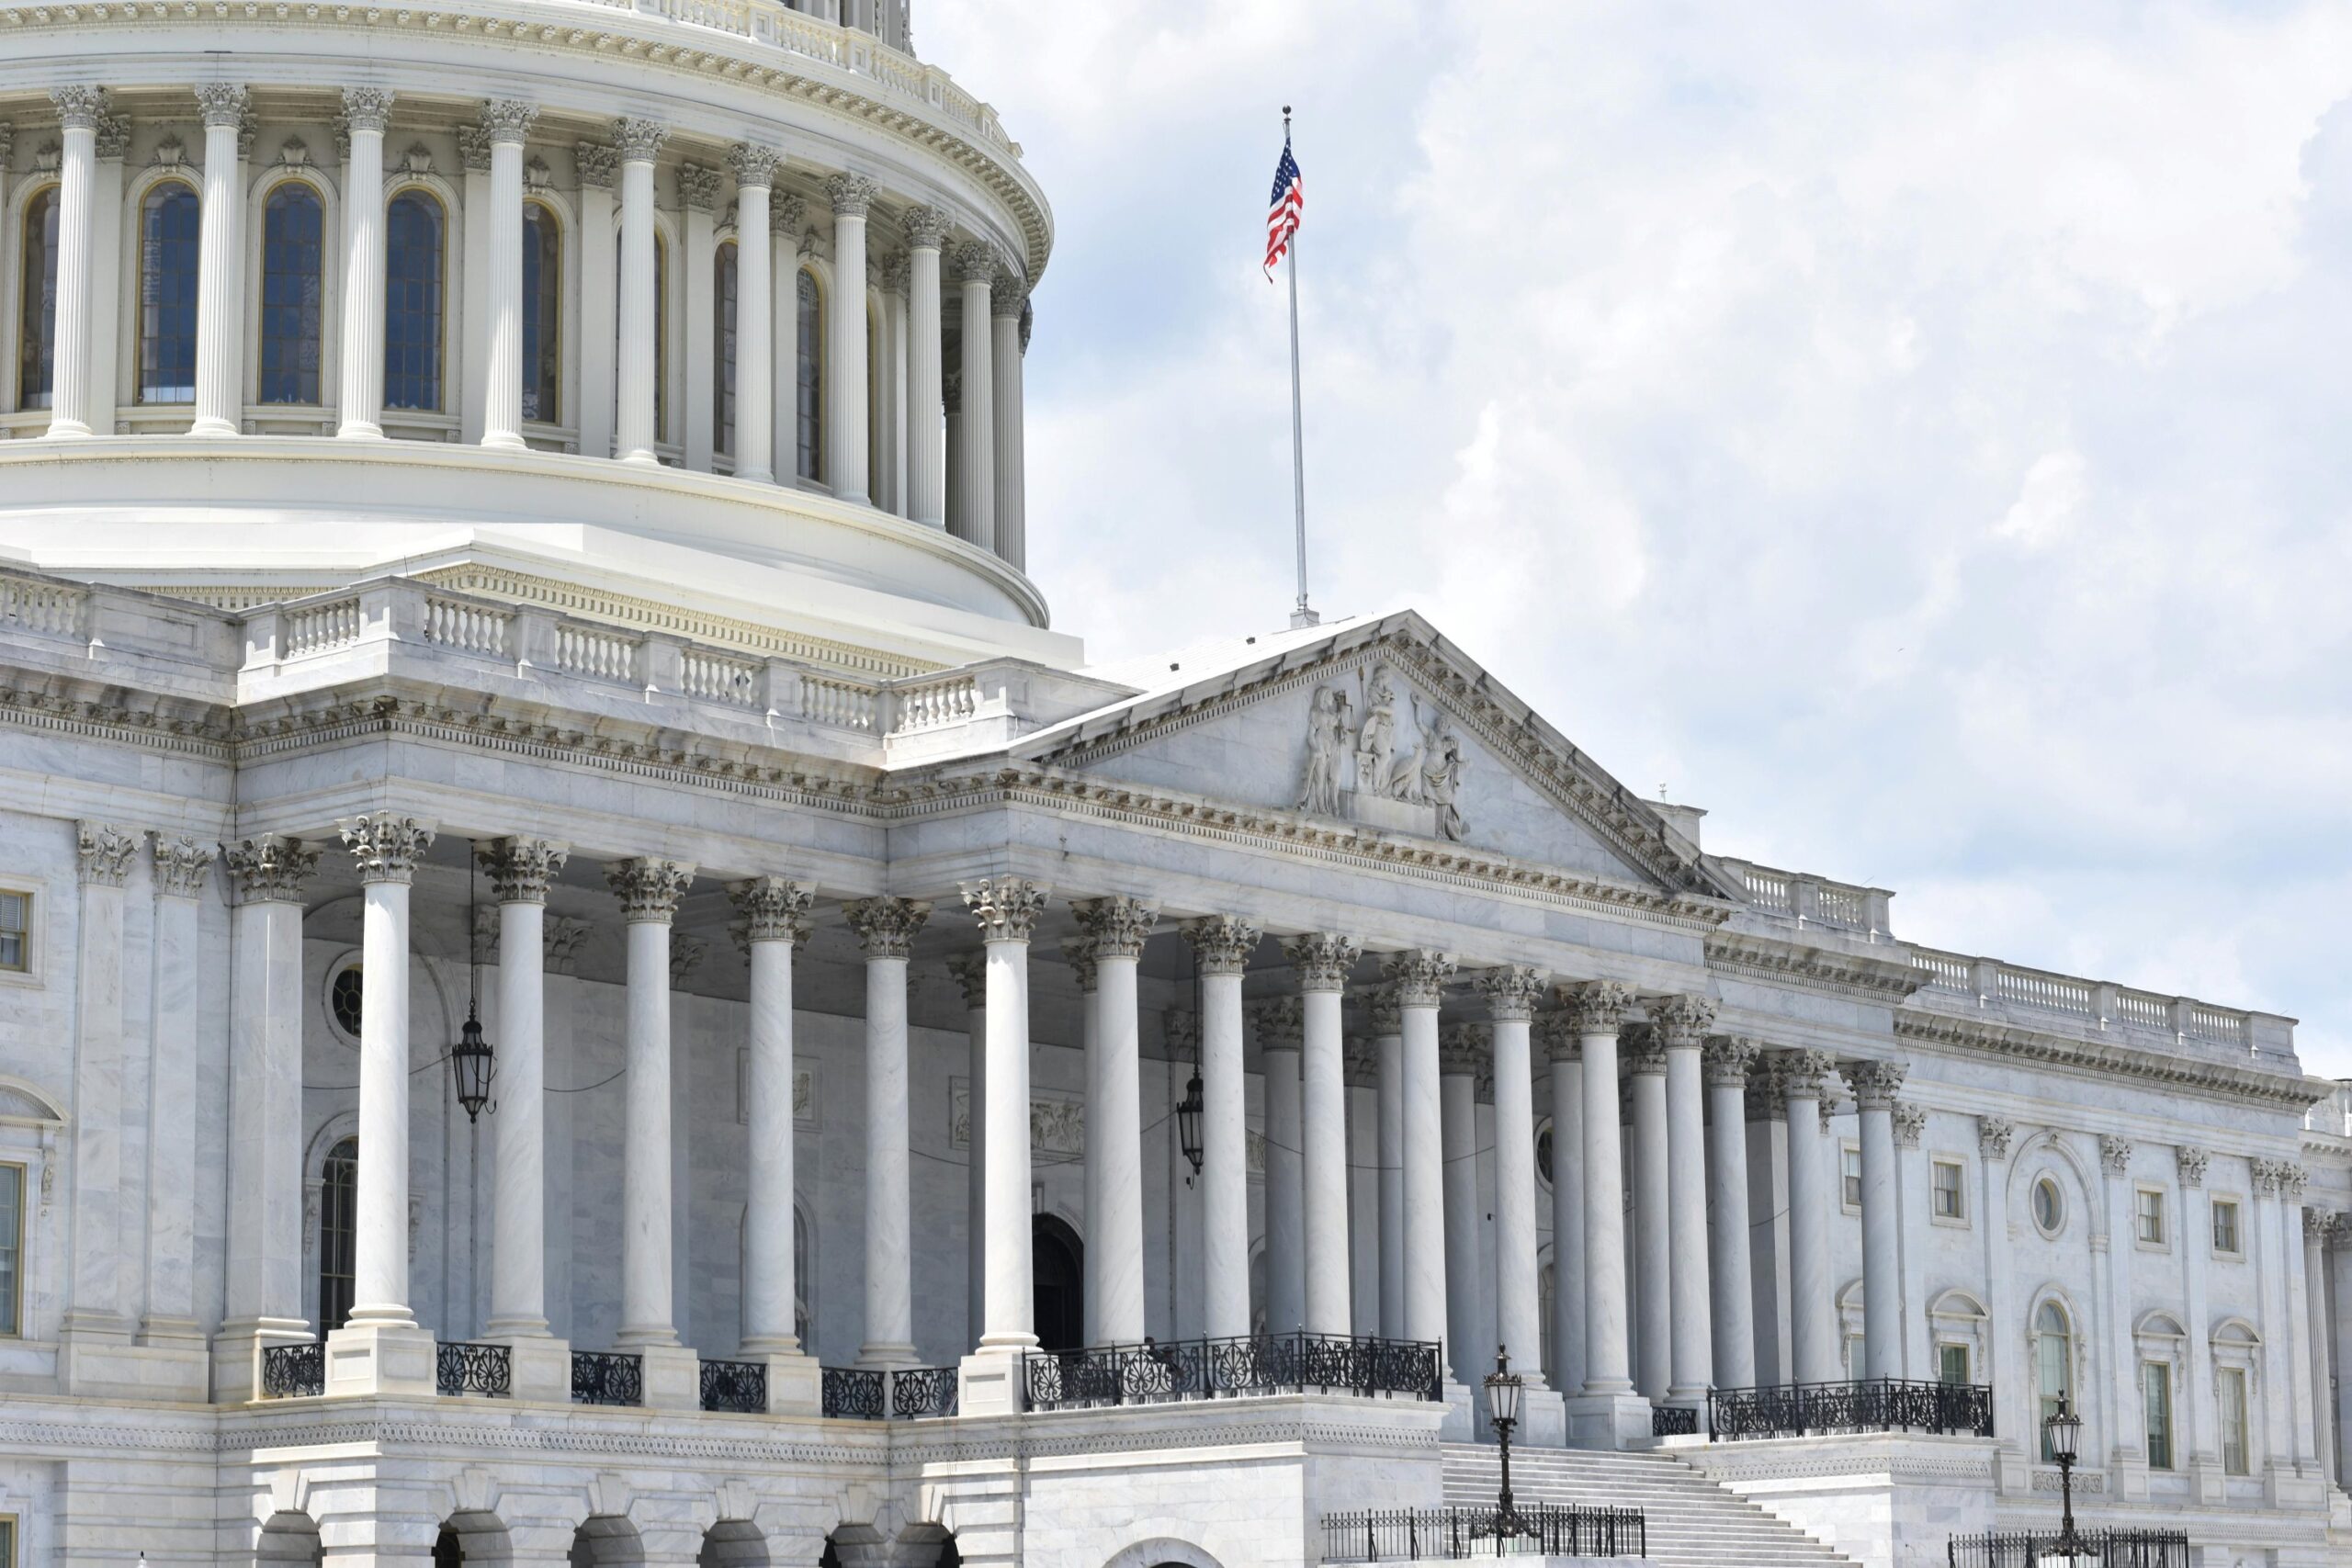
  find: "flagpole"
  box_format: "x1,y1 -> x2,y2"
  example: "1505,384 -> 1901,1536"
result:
1284,106 -> 1317,629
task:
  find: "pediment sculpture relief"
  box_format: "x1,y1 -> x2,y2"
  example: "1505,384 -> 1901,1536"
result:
1298,663 -> 1468,841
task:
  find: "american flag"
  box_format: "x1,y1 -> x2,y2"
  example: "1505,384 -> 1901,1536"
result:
1264,138 -> 1304,277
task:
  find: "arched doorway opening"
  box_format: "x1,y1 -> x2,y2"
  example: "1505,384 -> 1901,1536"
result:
1033,1214 -> 1083,1351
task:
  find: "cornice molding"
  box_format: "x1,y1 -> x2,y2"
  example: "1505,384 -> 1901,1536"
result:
1705,930 -> 1928,1002
1894,1011 -> 2323,1111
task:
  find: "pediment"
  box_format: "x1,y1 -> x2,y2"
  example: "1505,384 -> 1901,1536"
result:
1020,618 -> 1735,898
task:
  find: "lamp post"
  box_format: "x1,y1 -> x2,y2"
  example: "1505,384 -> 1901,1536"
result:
2041,1395 -> 2092,1566
1480,1346 -> 1527,1538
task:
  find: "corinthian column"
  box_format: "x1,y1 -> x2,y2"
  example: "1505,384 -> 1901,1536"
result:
61,825 -> 136,1361
826,175 -> 876,502
1183,916 -> 1261,1340
479,100 -> 537,450
44,86 -> 104,438
729,877 -> 815,1410
337,87 -> 393,439
728,145 -> 781,484
190,84 -> 249,436
1780,1051 -> 1838,1385
1625,1026 -> 1670,1402
1542,1011 -> 1586,1400
990,270 -> 1027,568
1438,1023 -> 1486,1387
1562,979 -> 1646,1448
1374,989 -> 1407,1340
846,897 -> 931,1368
948,953 -> 987,1351
612,118 -> 668,465
1479,968 -> 1553,1427
1256,997 -> 1306,1335
1841,1058 -> 1906,1382
141,837 -> 216,1358
951,241 -> 997,548
903,208 -> 948,526
1702,1036 -> 1761,1392
956,878 -> 1051,1414
1075,897 -> 1158,1346
605,858 -> 693,1353
1655,996 -> 1715,1414
1288,933 -> 1362,1336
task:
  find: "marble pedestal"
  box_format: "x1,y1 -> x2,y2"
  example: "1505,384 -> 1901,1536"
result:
1518,1385 -> 1568,1449
1439,1379 -> 1476,1441
492,1335 -> 572,1403
763,1351 -> 822,1416
325,1320 -> 438,1397
211,1319 -> 317,1404
639,1344 -> 702,1413
58,1319 -> 209,1403
1565,1392 -> 1653,1450
956,1348 -> 1025,1417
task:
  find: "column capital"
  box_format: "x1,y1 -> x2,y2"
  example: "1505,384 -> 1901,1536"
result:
2282,1160 -> 2308,1199
1838,1057 -> 1906,1110
1438,1022 -> 1488,1077
2252,1157 -> 2288,1196
670,932 -> 710,987
1365,986 -> 1403,1037
220,835 -> 321,905
575,141 -> 619,190
75,822 -> 139,887
611,117 -> 668,163
94,112 -> 130,161
1250,997 -> 1303,1051
1650,993 -> 1715,1049
727,875 -> 812,945
2301,1205 -> 2335,1241
1891,1102 -> 1927,1150
989,267 -> 1027,317
729,141 -> 783,189
194,83 -> 248,130
1745,1057 -> 1788,1121
2098,1133 -> 2134,1177
478,838 -> 569,905
772,191 -> 809,237
1060,939 -> 1098,995
1283,932 -> 1362,992
0,125 -> 14,164
546,915 -> 592,976
1380,948 -> 1456,1007
1979,1115 -> 2018,1162
1775,1047 -> 1838,1099
845,896 -> 931,959
51,85 -> 107,132
151,835 -> 217,901
456,126 -> 492,175
2174,1144 -> 2208,1187
962,876 -> 1049,943
1624,1025 -> 1668,1077
338,814 -> 436,886
879,249 -> 911,293
678,163 -> 722,211
1701,1035 -> 1760,1088
1162,1008 -> 1200,1062
606,857 -> 695,923
481,98 -> 538,146
952,239 -> 999,284
1538,1010 -> 1581,1063
1556,977 -> 1632,1032
903,204 -> 949,251
1343,1037 -> 1379,1086
947,952 -> 989,1010
826,171 -> 879,216
340,85 -> 394,134
1182,915 -> 1261,976
1071,895 -> 1159,960
1475,964 -> 1547,1021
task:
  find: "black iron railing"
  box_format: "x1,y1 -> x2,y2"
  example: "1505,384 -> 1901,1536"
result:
822,1366 -> 886,1418
1023,1332 -> 1442,1412
1950,1529 -> 2189,1567
1322,1504 -> 1645,1562
890,1364 -> 960,1418
571,1350 -> 644,1407
1651,1404 -> 1699,1438
1709,1379 -> 1994,1441
700,1359 -> 768,1414
435,1341 -> 513,1398
260,1340 -> 325,1398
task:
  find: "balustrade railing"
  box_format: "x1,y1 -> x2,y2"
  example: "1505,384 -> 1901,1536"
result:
821,1366 -> 886,1419
815,1364 -> 960,1419
1023,1332 -> 1442,1412
1322,1504 -> 1646,1562
1708,1378 -> 1993,1441
571,1349 -> 644,1407
260,1339 -> 325,1398
283,597 -> 362,658
0,575 -> 86,639
1650,1404 -> 1699,1438
699,1358 -> 768,1414
422,596 -> 508,657
889,1364 -> 960,1418
1948,1529 -> 2188,1568
436,1340 -> 513,1398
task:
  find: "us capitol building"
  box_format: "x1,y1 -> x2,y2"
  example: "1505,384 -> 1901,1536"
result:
0,3 -> 2344,1565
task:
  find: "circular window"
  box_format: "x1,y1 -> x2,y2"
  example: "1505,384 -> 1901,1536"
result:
329,963 -> 364,1042
2032,1176 -> 2064,1235
1535,1120 -> 1554,1190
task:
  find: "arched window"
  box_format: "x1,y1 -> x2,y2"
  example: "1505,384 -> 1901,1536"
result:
319,1136 -> 358,1334
795,268 -> 822,480
383,191 -> 447,412
16,186 -> 60,410
712,241 -> 738,457
2034,1301 -> 2073,1459
522,201 -> 560,424
258,184 -> 325,405
137,181 -> 202,405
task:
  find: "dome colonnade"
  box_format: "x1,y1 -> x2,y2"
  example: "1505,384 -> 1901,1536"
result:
0,17 -> 1038,566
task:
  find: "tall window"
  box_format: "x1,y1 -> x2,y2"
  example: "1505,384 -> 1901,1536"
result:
2136,1189 -> 2167,1247
2034,1302 -> 2073,1460
713,241 -> 738,457
2211,1197 -> 2241,1255
319,1136 -> 358,1334
1939,1343 -> 1971,1385
796,269 -> 821,479
522,202 -> 560,423
2143,1361 -> 2173,1471
137,182 -> 202,404
258,185 -> 325,405
383,192 -> 446,412
2219,1366 -> 2250,1475
0,1164 -> 21,1337
0,890 -> 28,973
1841,1145 -> 1863,1211
1932,1158 -> 1965,1220
16,186 -> 60,410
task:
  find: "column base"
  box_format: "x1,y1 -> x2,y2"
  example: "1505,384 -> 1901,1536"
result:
1518,1384 -> 1568,1448
1992,1443 -> 2031,1497
60,1314 -> 208,1402
324,1318 -> 438,1397
137,1314 -> 208,1352
639,1343 -> 702,1413
761,1350 -> 822,1416
1565,1390 -> 1654,1450
490,1335 -> 572,1402
855,1342 -> 920,1371
188,415 -> 239,439
211,1318 -> 314,1404
956,1347 -> 1029,1416
1438,1379 -> 1476,1441
2187,1454 -> 2225,1506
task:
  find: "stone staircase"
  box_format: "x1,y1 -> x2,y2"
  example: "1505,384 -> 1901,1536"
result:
1440,1444 -> 1860,1568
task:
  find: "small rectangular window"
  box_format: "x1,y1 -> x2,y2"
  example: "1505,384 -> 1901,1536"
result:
0,1514 -> 15,1568
1842,1145 -> 1863,1212
0,891 -> 27,973
0,1163 -> 22,1337
1939,1343 -> 1971,1385
1844,1333 -> 1865,1377
2220,1367 -> 2250,1475
2137,1189 -> 2167,1247
1932,1159 -> 1966,1220
2143,1361 -> 2173,1471
2212,1199 -> 2241,1256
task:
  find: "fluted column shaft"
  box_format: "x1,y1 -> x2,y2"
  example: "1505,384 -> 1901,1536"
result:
1076,899 -> 1154,1345
222,840 -> 317,1347
1629,1052 -> 1670,1400
481,105 -> 536,450
904,211 -> 946,526
1845,1061 -> 1905,1382
62,826 -> 131,1336
1569,984 -> 1634,1395
1546,1024 -> 1586,1397
1657,998 -> 1714,1406
1388,952 -> 1456,1377
2302,1210 -> 2335,1481
1292,934 -> 1359,1337
849,898 -> 927,1366
141,840 -> 213,1343
1262,1028 -> 1305,1335
1482,970 -> 1546,1390
47,90 -> 101,438
953,244 -> 996,549
990,282 -> 1026,568
337,90 -> 391,439
1376,1015 -> 1406,1340
826,175 -> 875,502
614,121 -> 665,466
342,816 -> 435,1326
1439,1034 -> 1482,1384
1186,917 -> 1258,1340
191,85 -> 249,437
1781,1055 -> 1838,1384
950,957 -> 986,1351
729,149 -> 778,484
735,878 -> 808,1353
611,858 -> 692,1346
486,840 -> 565,1338
1703,1041 -> 1758,1391
967,880 -> 1048,1350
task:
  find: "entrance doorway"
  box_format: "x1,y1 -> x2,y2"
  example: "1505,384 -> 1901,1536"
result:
1032,1214 -> 1084,1351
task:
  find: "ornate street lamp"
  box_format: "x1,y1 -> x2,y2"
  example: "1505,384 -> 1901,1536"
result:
2041,1396 -> 2091,1565
1478,1346 -> 1528,1539
1176,1068 -> 1204,1185
451,848 -> 496,1123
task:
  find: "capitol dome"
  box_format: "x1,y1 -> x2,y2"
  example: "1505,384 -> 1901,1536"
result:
0,0 -> 1065,675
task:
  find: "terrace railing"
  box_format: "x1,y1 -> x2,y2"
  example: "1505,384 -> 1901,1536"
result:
1321,1504 -> 1645,1562
1710,1378 -> 1994,1441
1023,1332 -> 1442,1412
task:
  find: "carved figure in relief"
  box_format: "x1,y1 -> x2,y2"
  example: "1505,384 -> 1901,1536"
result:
1298,684 -> 1352,816
1422,722 -> 1466,841
1355,665 -> 1400,799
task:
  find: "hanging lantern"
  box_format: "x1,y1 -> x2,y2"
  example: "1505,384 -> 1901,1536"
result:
1176,1068 -> 1204,1183
452,1002 -> 495,1122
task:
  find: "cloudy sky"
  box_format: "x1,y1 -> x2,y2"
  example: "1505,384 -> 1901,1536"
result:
925,2 -> 2352,1079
